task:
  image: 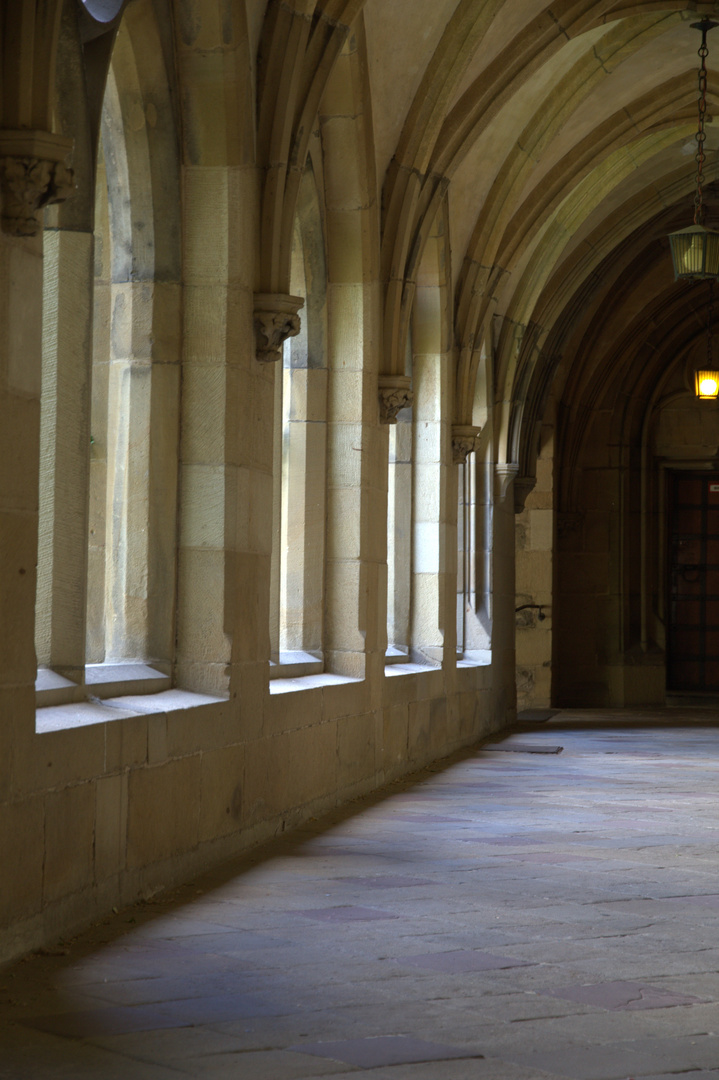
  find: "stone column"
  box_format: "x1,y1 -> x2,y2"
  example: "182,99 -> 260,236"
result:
493,463 -> 519,726
175,12 -> 258,697
320,39 -> 378,682
0,222 -> 44,710
35,227 -> 93,682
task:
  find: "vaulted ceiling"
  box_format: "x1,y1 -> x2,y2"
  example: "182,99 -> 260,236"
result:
33,0 -> 719,482
357,0 -> 719,476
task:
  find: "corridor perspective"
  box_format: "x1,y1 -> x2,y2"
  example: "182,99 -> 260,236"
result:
1,710 -> 718,1080
7,8 -> 719,1075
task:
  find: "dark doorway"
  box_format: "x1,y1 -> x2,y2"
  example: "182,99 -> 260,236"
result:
667,470 -> 719,691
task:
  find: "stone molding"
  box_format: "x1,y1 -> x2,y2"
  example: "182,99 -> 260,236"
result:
0,130 -> 75,237
494,462 -> 519,502
253,293 -> 304,362
513,475 -> 537,514
451,424 -> 482,464
378,374 -> 413,424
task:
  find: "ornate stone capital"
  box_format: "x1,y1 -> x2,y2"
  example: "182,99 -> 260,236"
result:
0,131 -> 74,237
494,462 -> 519,502
253,293 -> 304,362
451,424 -> 482,464
513,475 -> 537,514
378,375 -> 413,424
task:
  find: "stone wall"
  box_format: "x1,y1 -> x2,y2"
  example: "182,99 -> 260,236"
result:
1,667 -> 499,965
515,420 -> 555,711
0,0 -> 509,966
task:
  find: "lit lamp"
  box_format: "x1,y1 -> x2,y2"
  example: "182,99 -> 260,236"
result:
695,369 -> 719,398
668,20 -> 719,280
691,276 -> 719,399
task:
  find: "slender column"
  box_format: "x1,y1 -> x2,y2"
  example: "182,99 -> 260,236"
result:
493,463 -> 519,725
36,227 -> 93,681
0,226 -> 44,699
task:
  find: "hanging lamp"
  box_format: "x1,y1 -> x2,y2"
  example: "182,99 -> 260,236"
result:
694,281 -> 719,398
669,19 -> 719,280
695,370 -> 719,397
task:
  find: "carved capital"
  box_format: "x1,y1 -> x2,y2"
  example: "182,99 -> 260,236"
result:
378,375 -> 413,424
451,424 -> 482,464
494,462 -> 519,502
513,475 -> 537,514
253,293 -> 304,362
0,131 -> 74,237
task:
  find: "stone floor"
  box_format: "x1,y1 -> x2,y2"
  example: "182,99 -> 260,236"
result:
2,708 -> 719,1080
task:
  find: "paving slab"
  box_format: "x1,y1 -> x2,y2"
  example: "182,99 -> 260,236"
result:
505,1034 -> 719,1079
2,708 -> 718,1080
542,980 -> 708,1010
289,1035 -> 483,1067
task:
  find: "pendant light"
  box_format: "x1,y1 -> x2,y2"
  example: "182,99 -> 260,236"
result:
695,281 -> 719,399
668,20 -> 719,280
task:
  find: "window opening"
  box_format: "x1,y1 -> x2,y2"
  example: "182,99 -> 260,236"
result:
270,172 -> 328,677
386,393 -> 413,661
36,9 -> 180,712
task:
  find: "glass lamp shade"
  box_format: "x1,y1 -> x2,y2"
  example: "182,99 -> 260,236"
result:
695,369 -> 719,398
80,0 -> 124,20
668,225 -> 719,280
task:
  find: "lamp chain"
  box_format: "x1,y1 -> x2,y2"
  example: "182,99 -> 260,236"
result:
695,22 -> 712,225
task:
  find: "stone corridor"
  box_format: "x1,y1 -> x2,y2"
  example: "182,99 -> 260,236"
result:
1,709 -> 718,1080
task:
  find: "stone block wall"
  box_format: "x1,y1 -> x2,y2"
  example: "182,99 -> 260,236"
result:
1,668 -> 499,964
515,424 -> 554,711
0,0 -> 516,967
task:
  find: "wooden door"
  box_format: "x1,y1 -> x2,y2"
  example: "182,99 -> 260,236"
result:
667,471 -> 719,691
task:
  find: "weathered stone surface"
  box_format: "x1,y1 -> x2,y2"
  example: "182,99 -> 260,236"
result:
126,757 -> 202,868
2,713 -> 718,1080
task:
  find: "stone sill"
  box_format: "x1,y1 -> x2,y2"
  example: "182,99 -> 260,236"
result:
457,650 -> 492,668
35,667 -> 77,702
36,663 -> 171,708
385,646 -> 410,665
86,662 -> 171,698
269,651 -> 323,679
36,688 -> 224,734
384,661 -> 441,677
269,672 -> 363,695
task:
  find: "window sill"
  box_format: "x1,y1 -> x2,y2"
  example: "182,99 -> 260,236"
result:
269,651 -> 323,679
385,646 -> 410,665
86,662 -> 171,696
269,672 -> 362,695
36,688 -> 224,734
457,649 -> 492,668
36,662 -> 171,709
384,661 -> 440,677
35,667 -> 80,707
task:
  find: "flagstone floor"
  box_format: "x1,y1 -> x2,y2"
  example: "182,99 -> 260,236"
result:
1,708 -> 719,1080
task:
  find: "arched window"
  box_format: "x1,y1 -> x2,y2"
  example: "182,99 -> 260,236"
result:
386,208 -> 449,668
459,341 -> 492,660
36,4 -> 181,708
386,346 -> 413,661
270,167 -> 328,676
